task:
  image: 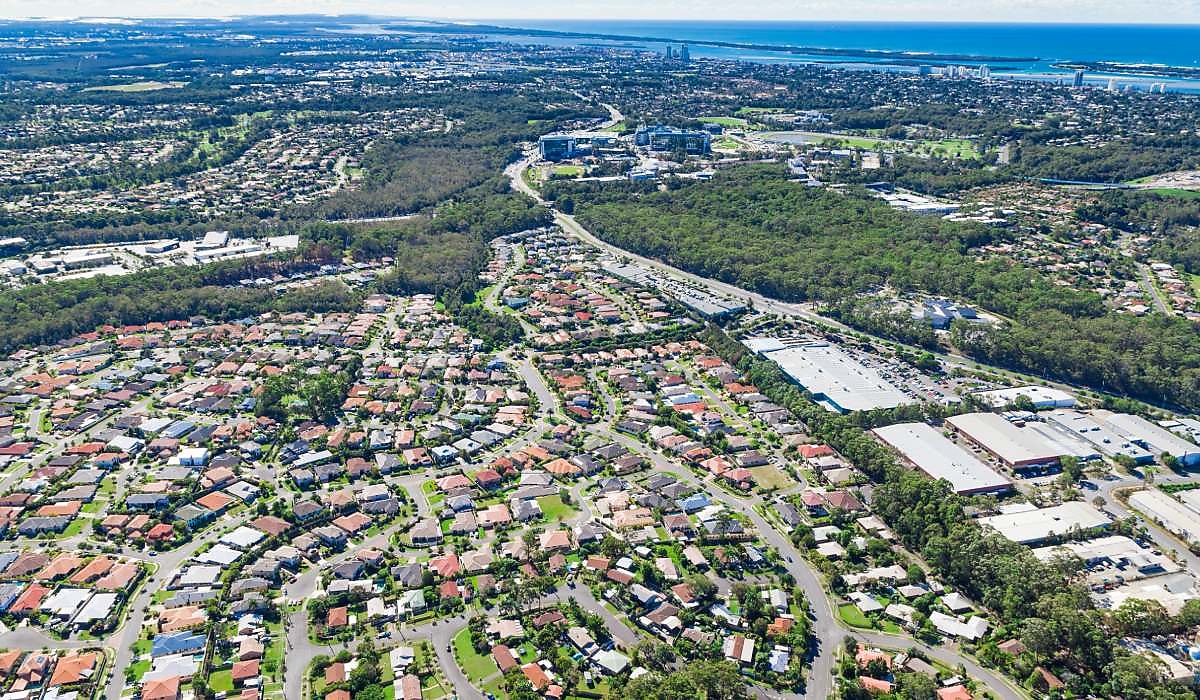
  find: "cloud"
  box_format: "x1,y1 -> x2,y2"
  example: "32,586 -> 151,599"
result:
2,0 -> 1198,22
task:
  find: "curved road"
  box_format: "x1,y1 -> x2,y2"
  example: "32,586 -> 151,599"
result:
506,156 -> 1028,700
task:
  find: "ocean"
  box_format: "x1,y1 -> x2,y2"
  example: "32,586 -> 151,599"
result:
458,20 -> 1200,91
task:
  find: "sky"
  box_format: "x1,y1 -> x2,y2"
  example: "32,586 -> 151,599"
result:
2,0 -> 1199,23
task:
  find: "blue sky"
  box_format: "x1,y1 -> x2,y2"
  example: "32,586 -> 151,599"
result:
2,0 -> 1198,23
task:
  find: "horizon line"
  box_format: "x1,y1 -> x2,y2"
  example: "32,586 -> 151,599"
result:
2,15 -> 1200,27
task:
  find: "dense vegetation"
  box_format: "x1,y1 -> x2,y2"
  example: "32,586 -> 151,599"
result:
700,325 -> 1195,700
551,166 -> 1200,410
1077,190 -> 1200,273
0,247 -> 351,352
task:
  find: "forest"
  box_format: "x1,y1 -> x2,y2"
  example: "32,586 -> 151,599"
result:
551,165 -> 1200,410
700,325 -> 1195,700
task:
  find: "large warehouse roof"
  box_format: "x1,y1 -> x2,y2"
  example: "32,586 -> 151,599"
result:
974,385 -> 1076,409
979,502 -> 1111,544
744,338 -> 911,413
945,412 -> 1064,467
1095,411 -> 1200,466
872,422 -> 1011,495
1130,489 -> 1200,544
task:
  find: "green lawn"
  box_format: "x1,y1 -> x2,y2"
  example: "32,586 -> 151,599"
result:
917,138 -> 982,159
749,465 -> 794,491
552,165 -> 585,177
712,137 -> 741,150
83,80 -> 184,92
700,116 -> 749,127
1188,273 -> 1200,297
451,628 -> 498,683
209,670 -> 234,693
536,494 -> 577,522
1144,188 -> 1200,199
838,604 -> 871,628
128,659 -> 150,682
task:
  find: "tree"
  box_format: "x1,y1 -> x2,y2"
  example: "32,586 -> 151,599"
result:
1112,598 -> 1172,637
895,672 -> 938,700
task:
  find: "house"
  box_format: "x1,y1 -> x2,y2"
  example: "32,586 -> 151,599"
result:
48,651 -> 98,687
722,635 -> 755,665
142,675 -> 182,700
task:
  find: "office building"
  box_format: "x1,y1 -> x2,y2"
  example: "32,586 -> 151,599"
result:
1073,69 -> 1085,87
538,135 -> 576,162
634,125 -> 711,154
680,44 -> 690,64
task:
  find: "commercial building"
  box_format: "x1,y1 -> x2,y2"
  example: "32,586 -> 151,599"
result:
913,299 -> 979,329
538,135 -> 576,161
1043,410 -> 1154,464
945,412 -> 1064,470
744,337 -> 912,413
979,502 -> 1111,545
973,385 -> 1076,410
872,422 -> 1012,496
634,125 -> 711,154
1129,489 -> 1200,545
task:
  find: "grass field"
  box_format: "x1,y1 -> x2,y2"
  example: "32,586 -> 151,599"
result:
712,137 -> 742,150
552,165 -> 585,177
1143,188 -> 1200,199
1188,273 -> 1200,298
452,628 -> 499,683
749,465 -> 794,490
735,107 -> 784,116
700,116 -> 749,127
763,131 -> 981,158
838,603 -> 872,628
83,80 -> 185,92
536,494 -> 577,522
917,138 -> 982,159
209,670 -> 234,693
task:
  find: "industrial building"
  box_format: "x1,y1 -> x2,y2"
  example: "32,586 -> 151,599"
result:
1043,410 -> 1155,464
602,261 -> 746,318
871,422 -> 1012,496
979,501 -> 1111,545
1031,535 -> 1178,586
1092,411 -> 1200,466
973,385 -> 1076,410
1129,489 -> 1200,545
744,337 -> 912,413
945,412 -> 1064,470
